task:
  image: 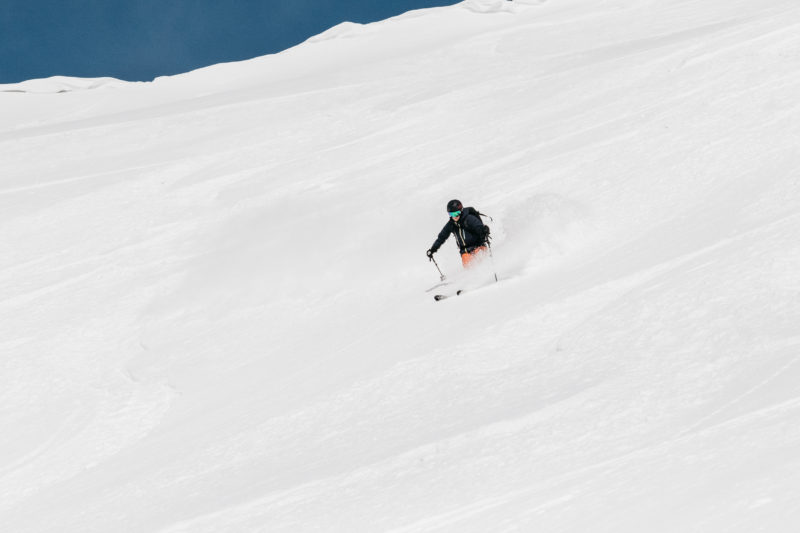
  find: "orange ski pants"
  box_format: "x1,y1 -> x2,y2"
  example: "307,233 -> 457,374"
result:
461,246 -> 488,268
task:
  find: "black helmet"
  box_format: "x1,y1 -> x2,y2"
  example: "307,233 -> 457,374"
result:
446,199 -> 463,213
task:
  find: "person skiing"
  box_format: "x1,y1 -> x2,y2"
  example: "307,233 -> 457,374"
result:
427,199 -> 491,268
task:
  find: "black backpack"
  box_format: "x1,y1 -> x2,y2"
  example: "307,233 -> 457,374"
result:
461,206 -> 492,224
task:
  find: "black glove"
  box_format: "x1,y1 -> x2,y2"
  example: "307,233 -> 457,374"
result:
426,249 -> 435,260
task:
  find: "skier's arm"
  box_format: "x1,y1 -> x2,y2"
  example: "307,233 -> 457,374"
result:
463,214 -> 489,242
429,223 -> 452,254
463,214 -> 486,234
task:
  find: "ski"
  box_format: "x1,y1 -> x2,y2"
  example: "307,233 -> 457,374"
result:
434,290 -> 462,301
425,280 -> 451,293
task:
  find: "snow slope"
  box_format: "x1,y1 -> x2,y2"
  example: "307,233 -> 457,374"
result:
2,0 -> 800,531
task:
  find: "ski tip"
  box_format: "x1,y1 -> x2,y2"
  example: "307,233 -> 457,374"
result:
434,290 -> 462,301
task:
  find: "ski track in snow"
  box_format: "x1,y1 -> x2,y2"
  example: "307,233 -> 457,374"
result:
2,0 -> 800,531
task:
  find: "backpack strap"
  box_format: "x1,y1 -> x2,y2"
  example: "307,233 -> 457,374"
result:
465,206 -> 493,222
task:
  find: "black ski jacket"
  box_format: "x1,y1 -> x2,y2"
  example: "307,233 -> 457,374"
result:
430,209 -> 487,255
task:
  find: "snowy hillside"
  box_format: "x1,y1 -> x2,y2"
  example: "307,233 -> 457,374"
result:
2,0 -> 800,531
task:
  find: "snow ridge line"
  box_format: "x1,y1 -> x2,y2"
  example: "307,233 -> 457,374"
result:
675,355 -> 800,439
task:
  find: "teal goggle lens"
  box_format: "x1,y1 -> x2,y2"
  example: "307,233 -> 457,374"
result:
449,210 -> 462,218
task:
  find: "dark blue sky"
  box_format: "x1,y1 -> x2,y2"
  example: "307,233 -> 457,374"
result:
0,0 -> 456,84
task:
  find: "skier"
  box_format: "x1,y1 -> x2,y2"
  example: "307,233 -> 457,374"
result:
426,199 -> 491,268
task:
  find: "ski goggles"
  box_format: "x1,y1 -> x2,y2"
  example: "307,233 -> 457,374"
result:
448,210 -> 462,218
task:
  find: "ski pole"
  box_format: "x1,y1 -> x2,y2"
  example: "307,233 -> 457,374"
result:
486,241 -> 499,282
430,255 -> 446,281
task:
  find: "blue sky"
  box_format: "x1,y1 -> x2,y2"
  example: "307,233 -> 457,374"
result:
0,0 -> 457,84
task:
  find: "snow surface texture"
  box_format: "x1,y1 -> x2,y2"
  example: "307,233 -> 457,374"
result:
2,0 -> 800,531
